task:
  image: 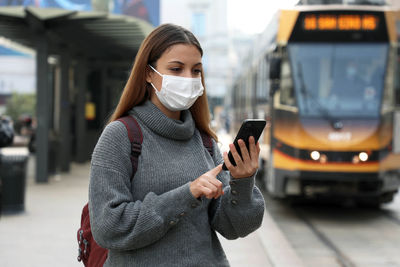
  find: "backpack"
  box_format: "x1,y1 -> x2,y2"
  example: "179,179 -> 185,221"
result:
77,115 -> 213,267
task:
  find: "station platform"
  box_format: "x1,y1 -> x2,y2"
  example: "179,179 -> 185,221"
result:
0,142 -> 304,267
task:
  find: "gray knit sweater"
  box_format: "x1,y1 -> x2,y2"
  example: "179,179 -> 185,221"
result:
89,100 -> 265,267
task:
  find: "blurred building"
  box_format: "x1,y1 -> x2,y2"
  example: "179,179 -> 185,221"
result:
389,0 -> 400,7
0,0 -> 159,25
0,40 -> 35,97
161,0 -> 229,116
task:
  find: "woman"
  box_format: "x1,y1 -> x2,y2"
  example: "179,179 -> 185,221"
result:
89,23 -> 265,266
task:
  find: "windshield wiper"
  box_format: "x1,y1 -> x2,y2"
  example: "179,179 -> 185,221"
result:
297,63 -> 341,129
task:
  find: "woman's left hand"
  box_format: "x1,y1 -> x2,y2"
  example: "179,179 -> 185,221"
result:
223,136 -> 260,179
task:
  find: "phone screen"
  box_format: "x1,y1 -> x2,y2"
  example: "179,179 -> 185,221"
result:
222,119 -> 266,171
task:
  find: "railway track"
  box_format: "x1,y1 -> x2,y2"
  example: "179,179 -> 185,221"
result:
294,208 -> 357,267
262,190 -> 400,267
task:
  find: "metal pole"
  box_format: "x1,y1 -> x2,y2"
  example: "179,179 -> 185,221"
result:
99,66 -> 108,125
35,38 -> 50,183
59,52 -> 71,171
75,60 -> 87,163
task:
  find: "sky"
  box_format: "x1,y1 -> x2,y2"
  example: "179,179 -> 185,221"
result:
227,0 -> 299,34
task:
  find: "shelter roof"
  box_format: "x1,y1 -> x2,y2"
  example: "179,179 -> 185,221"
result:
0,6 -> 153,60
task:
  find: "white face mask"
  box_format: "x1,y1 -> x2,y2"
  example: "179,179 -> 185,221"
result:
148,65 -> 204,111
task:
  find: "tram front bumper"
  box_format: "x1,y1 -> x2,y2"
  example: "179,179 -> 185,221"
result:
275,169 -> 400,198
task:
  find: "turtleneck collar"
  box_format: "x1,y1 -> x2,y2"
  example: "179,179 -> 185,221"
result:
129,100 -> 195,141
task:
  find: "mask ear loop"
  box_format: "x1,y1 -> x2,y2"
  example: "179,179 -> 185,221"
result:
148,65 -> 163,77
148,65 -> 162,92
150,82 -> 159,92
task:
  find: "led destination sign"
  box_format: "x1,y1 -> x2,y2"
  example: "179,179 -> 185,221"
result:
303,14 -> 379,31
289,11 -> 387,42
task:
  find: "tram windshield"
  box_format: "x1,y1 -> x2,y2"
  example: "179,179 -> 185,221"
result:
288,43 -> 388,118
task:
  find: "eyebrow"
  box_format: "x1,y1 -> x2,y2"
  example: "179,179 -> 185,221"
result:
168,61 -> 202,66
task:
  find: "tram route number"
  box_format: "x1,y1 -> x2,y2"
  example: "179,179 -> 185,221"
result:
328,132 -> 352,141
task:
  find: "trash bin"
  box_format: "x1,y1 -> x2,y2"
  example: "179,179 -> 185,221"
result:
0,149 -> 29,214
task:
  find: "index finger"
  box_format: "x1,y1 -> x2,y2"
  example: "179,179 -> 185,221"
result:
207,164 -> 222,176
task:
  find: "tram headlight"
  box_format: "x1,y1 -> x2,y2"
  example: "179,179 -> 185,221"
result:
310,151 -> 320,161
358,152 -> 369,162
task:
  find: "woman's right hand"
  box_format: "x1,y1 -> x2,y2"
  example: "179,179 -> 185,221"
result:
190,164 -> 224,199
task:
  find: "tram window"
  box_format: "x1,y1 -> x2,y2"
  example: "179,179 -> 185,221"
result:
257,60 -> 269,103
289,43 -> 387,118
253,72 -> 258,103
279,60 -> 295,106
381,48 -> 396,111
232,85 -> 239,107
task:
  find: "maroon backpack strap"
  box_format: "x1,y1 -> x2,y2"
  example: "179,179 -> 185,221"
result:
117,116 -> 143,180
200,131 -> 213,157
77,116 -> 142,266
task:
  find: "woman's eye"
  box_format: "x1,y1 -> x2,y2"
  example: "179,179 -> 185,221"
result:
170,67 -> 181,72
193,69 -> 202,74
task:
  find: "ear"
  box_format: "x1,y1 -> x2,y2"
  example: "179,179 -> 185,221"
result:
146,66 -> 153,83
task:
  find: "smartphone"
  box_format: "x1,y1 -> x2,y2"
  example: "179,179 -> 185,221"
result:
222,119 -> 266,171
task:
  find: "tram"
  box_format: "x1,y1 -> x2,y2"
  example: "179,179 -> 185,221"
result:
230,4 -> 400,205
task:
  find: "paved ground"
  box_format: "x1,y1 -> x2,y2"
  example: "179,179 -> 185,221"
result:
0,141 -> 303,266
264,185 -> 400,267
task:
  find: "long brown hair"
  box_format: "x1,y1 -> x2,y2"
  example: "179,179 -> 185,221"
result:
108,23 -> 217,141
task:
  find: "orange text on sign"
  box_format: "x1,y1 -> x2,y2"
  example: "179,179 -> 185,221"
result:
303,14 -> 378,31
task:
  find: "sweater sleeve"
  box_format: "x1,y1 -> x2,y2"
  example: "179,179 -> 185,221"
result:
89,121 -> 202,250
208,139 -> 265,240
